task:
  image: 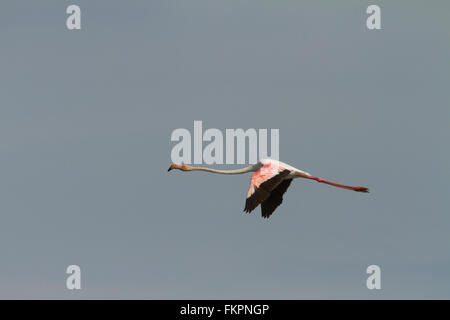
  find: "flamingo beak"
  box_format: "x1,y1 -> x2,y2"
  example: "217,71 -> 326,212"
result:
167,163 -> 188,172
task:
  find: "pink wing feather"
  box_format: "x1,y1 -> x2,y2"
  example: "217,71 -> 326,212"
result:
246,163 -> 284,198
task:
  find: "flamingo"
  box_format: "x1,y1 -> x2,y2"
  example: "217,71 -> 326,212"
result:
168,159 -> 369,218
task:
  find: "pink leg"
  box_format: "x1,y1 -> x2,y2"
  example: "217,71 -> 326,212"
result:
307,176 -> 369,193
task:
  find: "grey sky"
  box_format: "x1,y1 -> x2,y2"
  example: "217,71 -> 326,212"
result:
0,1 -> 449,299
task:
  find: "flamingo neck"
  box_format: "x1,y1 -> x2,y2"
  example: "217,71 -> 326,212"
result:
186,164 -> 257,175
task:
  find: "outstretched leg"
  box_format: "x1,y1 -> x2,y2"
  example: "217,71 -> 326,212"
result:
307,176 -> 369,193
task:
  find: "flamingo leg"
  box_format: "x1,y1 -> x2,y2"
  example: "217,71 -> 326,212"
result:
307,176 -> 369,193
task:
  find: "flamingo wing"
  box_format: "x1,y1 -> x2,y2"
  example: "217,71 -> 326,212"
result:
261,179 -> 293,218
244,164 -> 291,215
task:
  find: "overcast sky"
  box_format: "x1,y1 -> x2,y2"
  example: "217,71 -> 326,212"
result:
1,1 -> 449,299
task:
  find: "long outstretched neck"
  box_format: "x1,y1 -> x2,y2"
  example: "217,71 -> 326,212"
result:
305,175 -> 369,193
168,163 -> 257,175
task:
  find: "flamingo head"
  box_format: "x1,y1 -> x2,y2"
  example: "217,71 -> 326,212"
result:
167,163 -> 191,172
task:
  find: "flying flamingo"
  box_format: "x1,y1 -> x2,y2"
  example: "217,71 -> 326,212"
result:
168,159 -> 369,218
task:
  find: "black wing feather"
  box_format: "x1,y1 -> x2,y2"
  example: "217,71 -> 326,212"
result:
261,178 -> 293,218
244,170 -> 291,214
